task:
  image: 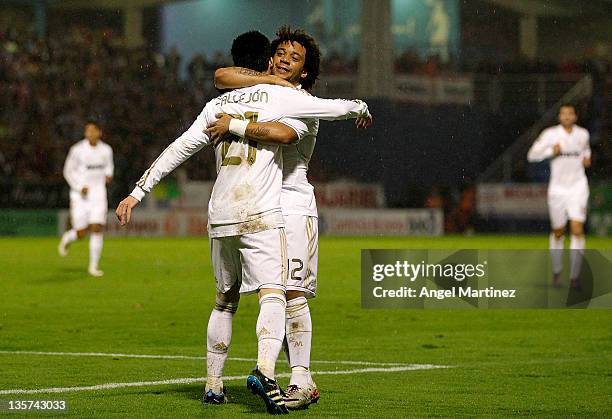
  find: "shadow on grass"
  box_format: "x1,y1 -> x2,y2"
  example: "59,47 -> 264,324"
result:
220,383 -> 268,414
35,267 -> 89,283
135,382 -> 273,415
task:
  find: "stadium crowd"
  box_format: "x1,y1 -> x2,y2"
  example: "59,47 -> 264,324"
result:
0,25 -> 362,194
1,25 -> 607,230
0,25 -> 219,194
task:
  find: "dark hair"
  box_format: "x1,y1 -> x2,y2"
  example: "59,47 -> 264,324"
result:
559,102 -> 577,112
271,25 -> 321,91
231,31 -> 271,73
85,119 -> 101,129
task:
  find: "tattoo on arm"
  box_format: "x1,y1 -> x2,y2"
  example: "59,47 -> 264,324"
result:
238,68 -> 265,77
246,126 -> 271,140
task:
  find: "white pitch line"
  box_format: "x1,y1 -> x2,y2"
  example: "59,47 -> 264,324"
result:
0,350 -> 406,367
0,364 -> 448,395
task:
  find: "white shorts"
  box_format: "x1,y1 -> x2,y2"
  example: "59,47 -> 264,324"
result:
210,227 -> 288,295
70,193 -> 108,230
284,215 -> 318,298
548,189 -> 589,229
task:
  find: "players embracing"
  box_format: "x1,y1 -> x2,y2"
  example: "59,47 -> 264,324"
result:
116,28 -> 371,414
208,25 -> 370,410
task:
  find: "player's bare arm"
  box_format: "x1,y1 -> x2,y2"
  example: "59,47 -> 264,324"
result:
105,176 -> 112,185
583,156 -> 591,168
215,67 -> 294,89
205,113 -> 297,145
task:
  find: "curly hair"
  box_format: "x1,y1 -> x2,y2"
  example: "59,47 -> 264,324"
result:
271,25 -> 321,91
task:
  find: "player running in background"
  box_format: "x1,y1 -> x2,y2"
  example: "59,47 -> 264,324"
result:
211,25 -> 371,409
527,103 -> 591,289
115,31 -> 371,414
58,121 -> 113,277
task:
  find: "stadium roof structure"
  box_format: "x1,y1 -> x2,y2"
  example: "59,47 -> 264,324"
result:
2,0 -> 184,8
485,0 -> 612,17
5,0 -> 612,16
50,0 -> 184,8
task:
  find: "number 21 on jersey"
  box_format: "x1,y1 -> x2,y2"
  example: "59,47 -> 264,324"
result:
220,112 -> 259,166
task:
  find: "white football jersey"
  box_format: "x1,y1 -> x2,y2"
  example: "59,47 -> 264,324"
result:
527,124 -> 590,194
281,118 -> 320,217
63,139 -> 114,201
131,84 -> 370,237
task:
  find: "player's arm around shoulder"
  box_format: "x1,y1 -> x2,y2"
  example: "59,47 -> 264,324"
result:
244,119 -> 302,145
204,113 -> 305,146
214,67 -> 295,89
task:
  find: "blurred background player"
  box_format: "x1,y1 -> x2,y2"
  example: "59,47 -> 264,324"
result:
58,121 -> 114,277
527,104 -> 591,289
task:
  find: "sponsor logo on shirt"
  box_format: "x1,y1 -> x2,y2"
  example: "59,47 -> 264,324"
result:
86,164 -> 105,170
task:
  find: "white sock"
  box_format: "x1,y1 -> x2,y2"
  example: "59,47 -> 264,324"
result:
286,297 -> 312,387
206,299 -> 237,393
256,293 -> 286,379
61,229 -> 78,245
549,233 -> 564,275
89,233 -> 103,270
569,235 -> 585,280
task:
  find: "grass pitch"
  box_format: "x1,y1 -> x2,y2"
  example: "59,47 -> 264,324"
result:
0,235 -> 611,417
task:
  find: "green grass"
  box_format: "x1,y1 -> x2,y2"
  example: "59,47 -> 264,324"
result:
0,235 -> 611,417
